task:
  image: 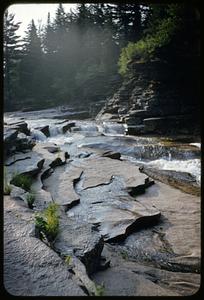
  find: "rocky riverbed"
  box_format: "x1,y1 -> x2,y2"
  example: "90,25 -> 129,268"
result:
3,108 -> 201,296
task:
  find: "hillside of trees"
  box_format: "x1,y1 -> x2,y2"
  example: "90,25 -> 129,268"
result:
4,3 -> 200,112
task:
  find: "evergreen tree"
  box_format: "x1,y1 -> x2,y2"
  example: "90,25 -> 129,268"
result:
3,10 -> 22,110
43,12 -> 56,54
19,19 -> 44,107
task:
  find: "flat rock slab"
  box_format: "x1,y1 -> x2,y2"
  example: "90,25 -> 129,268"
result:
28,143 -> 67,207
33,143 -> 66,167
4,196 -> 85,296
5,143 -> 68,208
74,156 -> 148,189
5,151 -> 45,181
140,166 -> 200,196
54,212 -> 104,275
66,158 -> 160,242
119,180 -> 200,273
91,244 -> 200,296
43,163 -> 83,209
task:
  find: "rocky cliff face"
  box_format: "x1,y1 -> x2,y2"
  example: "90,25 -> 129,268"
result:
96,59 -> 200,136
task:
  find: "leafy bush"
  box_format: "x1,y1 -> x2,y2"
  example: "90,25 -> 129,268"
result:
35,202 -> 59,242
11,173 -> 32,191
26,193 -> 35,209
118,5 -> 181,76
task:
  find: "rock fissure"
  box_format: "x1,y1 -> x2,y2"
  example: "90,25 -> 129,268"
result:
5,156 -> 31,166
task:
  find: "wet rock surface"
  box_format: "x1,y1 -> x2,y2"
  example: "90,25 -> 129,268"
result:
3,114 -> 200,296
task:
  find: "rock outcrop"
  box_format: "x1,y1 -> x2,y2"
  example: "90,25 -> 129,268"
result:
96,60 -> 200,136
4,125 -> 35,158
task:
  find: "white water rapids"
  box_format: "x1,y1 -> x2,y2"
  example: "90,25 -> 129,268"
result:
4,111 -> 201,184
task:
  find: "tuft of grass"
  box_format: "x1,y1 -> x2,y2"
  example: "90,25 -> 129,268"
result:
4,166 -> 12,195
26,193 -> 35,209
65,255 -> 72,265
11,173 -> 32,191
4,184 -> 12,195
35,202 -> 59,242
120,250 -> 129,260
94,283 -> 105,296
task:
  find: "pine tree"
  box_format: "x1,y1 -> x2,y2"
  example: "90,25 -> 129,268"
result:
43,12 -> 56,54
19,19 -> 44,108
4,9 -> 22,110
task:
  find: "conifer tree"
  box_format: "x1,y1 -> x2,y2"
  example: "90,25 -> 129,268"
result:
19,19 -> 44,107
3,10 -> 22,110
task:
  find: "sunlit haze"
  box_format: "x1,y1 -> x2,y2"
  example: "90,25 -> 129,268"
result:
8,3 -> 77,36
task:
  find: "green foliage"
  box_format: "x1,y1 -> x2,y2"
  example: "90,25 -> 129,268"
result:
4,184 -> 12,195
35,203 -> 59,242
4,3 -> 199,110
4,4 -> 141,111
11,173 -> 32,191
44,203 -> 60,240
94,283 -> 105,296
4,166 -> 12,195
65,255 -> 72,265
118,5 -> 182,76
35,214 -> 47,233
4,10 -> 22,111
26,192 -> 35,208
120,250 -> 129,260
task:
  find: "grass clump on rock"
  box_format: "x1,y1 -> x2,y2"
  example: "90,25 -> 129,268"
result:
26,192 -> 35,209
4,184 -> 12,195
94,283 -> 105,296
11,173 -> 32,191
35,202 -> 59,243
4,166 -> 12,195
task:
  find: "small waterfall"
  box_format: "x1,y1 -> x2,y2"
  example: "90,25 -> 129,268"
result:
78,124 -> 98,132
31,129 -> 47,141
49,125 -> 63,136
190,143 -> 201,149
102,122 -> 126,135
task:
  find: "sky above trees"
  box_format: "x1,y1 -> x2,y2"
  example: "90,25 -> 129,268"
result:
8,4 -> 76,36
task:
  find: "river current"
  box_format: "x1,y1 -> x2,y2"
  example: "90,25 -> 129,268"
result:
4,108 -> 201,184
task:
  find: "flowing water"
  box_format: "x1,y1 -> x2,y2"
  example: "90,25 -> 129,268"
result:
4,108 -> 201,184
